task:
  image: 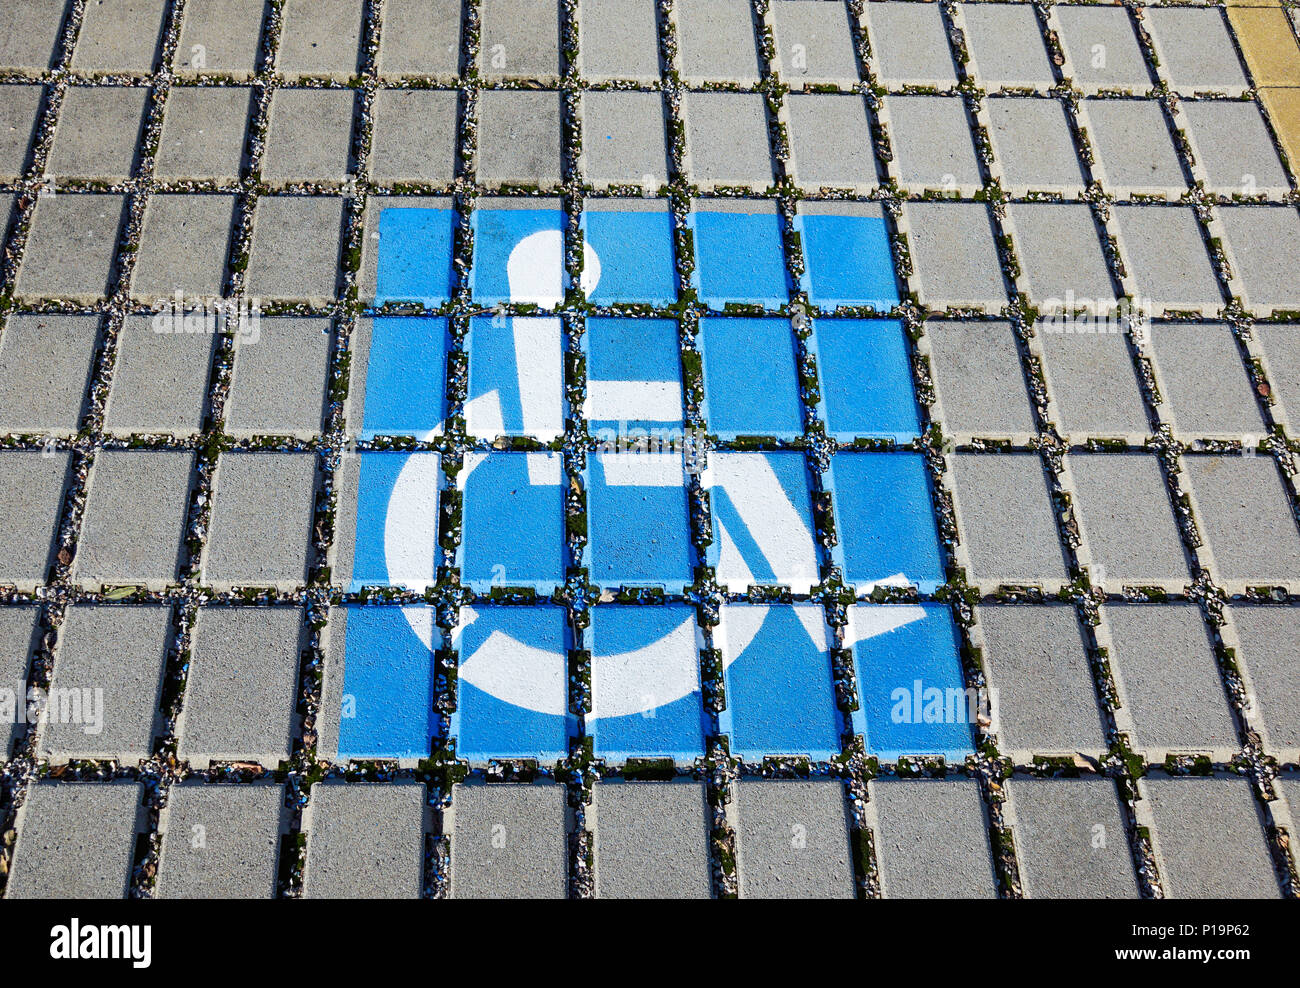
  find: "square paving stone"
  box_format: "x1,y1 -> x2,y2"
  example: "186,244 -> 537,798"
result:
1038,325 -> 1149,439
951,452 -> 1068,586
977,604 -> 1106,757
0,605 -> 40,758
869,778 -> 997,898
1183,454 -> 1300,587
0,313 -> 100,435
304,783 -> 425,898
205,452 -> 318,588
707,457 -> 819,593
72,0 -> 166,75
1181,101 -> 1290,196
594,781 -> 711,898
246,196 -> 344,303
104,314 -> 213,435
1103,603 -> 1238,759
689,200 -> 789,309
1008,203 -> 1116,311
784,93 -> 877,193
466,315 -> 564,441
1141,776 -> 1280,898
925,319 -> 1035,438
348,315 -> 449,437
582,314 -> 682,430
278,0 -> 363,79
582,204 -> 678,305
674,0 -> 762,85
797,203 -> 897,309
6,782 -> 142,899
175,0 -> 266,77
481,0 -> 561,82
1144,8 -> 1251,95
363,198 -> 456,307
1149,322 -> 1264,438
985,96 -> 1085,195
1252,325 -> 1300,433
814,318 -> 918,440
449,783 -> 567,899
41,603 -> 170,762
734,780 -> 855,899
958,2 -> 1055,90
1111,204 -> 1223,315
263,88 -> 354,185
683,92 -> 774,191
1217,205 -> 1300,316
580,91 -> 670,188
469,198 -> 567,305
1069,452 -> 1190,588
0,84 -> 43,179
176,607 -> 302,767
458,452 -> 566,592
74,450 -> 193,589
1229,606 -> 1300,755
700,316 -> 803,439
0,0 -> 68,74
132,194 -> 235,300
1082,99 -> 1187,197
156,783 -> 284,899
154,86 -> 250,181
377,0 -> 462,79
476,90 -> 563,188
1007,777 -> 1139,898
903,201 -> 1008,312
864,1 -> 959,88
370,89 -> 457,185
578,0 -> 660,83
586,454 -> 693,591
18,193 -> 125,301
1053,4 -> 1152,94
770,0 -> 861,89
225,317 -> 331,437
884,95 -> 981,194
0,450 -> 70,587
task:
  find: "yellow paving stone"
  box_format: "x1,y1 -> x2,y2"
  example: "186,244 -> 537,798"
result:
1223,0 -> 1282,8
1259,86 -> 1300,177
1228,7 -> 1300,86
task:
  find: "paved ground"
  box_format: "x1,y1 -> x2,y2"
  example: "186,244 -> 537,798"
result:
1,0 -> 1300,899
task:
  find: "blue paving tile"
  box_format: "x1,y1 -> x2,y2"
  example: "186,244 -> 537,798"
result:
375,206 -> 456,307
796,211 -> 899,310
336,605 -> 438,761
347,451 -> 442,593
847,603 -> 975,761
699,317 -> 804,439
357,316 -> 449,440
585,452 -> 693,590
827,452 -> 945,593
465,315 -> 564,440
584,316 -> 684,438
719,604 -> 842,761
470,205 -> 568,307
581,208 -> 678,306
588,604 -> 708,763
458,452 -> 566,592
454,605 -> 574,762
689,207 -> 790,309
813,319 -> 920,442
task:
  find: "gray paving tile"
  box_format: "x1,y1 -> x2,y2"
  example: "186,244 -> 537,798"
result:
104,313 -> 214,435
985,96 -> 1086,196
1007,202 -> 1116,309
1068,452 -> 1190,588
1149,322 -> 1264,438
1053,4 -> 1152,94
951,452 -> 1068,587
1141,775 -> 1280,898
1103,603 -> 1238,759
176,607 -> 302,768
1183,454 -> 1300,588
245,195 -> 344,304
770,0 -> 860,89
17,193 -> 125,302
377,0 -> 462,80
449,782 -> 568,899
1038,324 -> 1149,440
1229,606 -> 1300,756
41,603 -> 170,763
7,782 -> 142,899
863,1 -> 958,89
1111,204 -> 1223,316
0,605 -> 40,759
71,0 -> 166,75
74,450 -> 192,588
1082,99 -> 1186,197
784,93 -> 876,193
925,318 -> 1035,438
580,90 -> 669,189
1144,8 -> 1251,96
263,88 -> 354,185
225,317 -> 331,438
132,194 -> 236,300
481,0 -> 560,82
156,783 -> 284,899
734,780 -> 855,899
154,86 -> 251,182
370,89 -> 457,186
1217,205 -> 1300,316
594,781 -> 711,899
476,90 -> 563,188
0,450 -> 70,587
977,604 -> 1107,757
175,0 -> 266,77
204,452 -> 317,588
1008,777 -> 1139,898
883,95 -> 981,194
304,782 -> 425,898
1181,101 -> 1290,197
578,0 -> 660,83
958,2 -> 1055,91
0,84 -> 44,180
903,201 -> 1008,312
674,0 -> 762,86
0,0 -> 68,74
683,91 -> 774,191
277,0 -> 363,80
1252,324 -> 1300,433
0,313 -> 100,435
869,777 -> 997,898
